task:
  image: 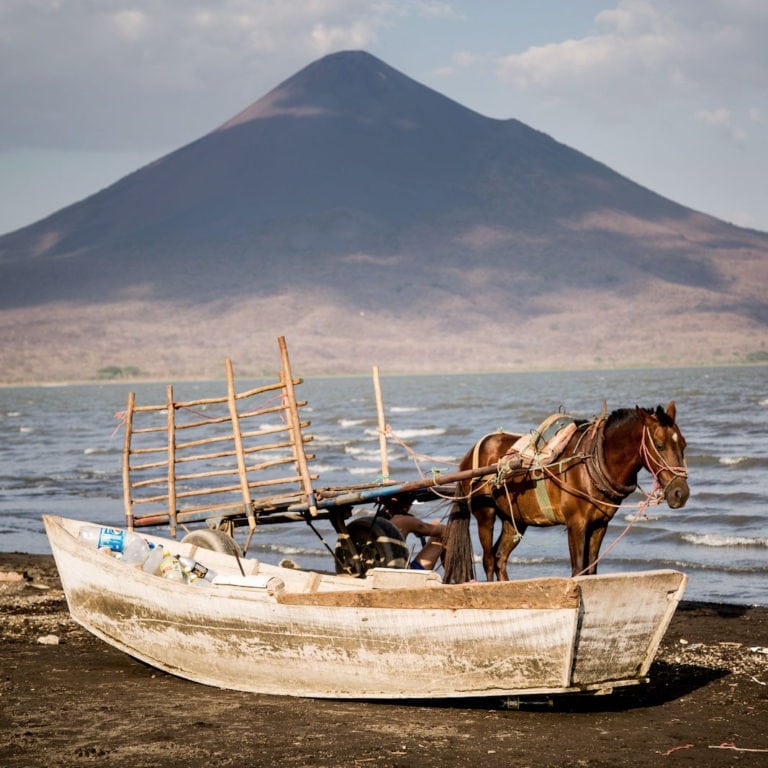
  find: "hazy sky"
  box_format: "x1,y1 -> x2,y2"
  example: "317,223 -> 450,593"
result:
1,0 -> 766,235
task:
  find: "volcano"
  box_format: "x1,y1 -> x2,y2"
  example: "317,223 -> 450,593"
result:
0,50 -> 766,381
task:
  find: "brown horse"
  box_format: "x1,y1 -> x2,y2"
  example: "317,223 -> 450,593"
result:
442,402 -> 689,583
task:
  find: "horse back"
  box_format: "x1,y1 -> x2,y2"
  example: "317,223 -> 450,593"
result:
459,431 -> 521,472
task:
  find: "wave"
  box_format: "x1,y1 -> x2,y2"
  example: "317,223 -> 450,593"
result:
502,555 -> 565,566
689,454 -> 768,469
257,422 -> 287,432
370,427 -> 446,439
347,466 -> 383,476
344,446 -> 383,460
422,455 -> 459,466
584,554 -> 768,576
668,560 -> 768,575
311,435 -> 348,448
307,463 -> 338,474
681,533 -> 768,548
390,406 -> 424,413
247,541 -> 328,558
338,418 -> 368,428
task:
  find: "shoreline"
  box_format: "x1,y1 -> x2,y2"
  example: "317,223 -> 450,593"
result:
2,552 -> 767,767
1,359 -> 766,389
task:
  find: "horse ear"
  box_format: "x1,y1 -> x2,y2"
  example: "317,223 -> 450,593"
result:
635,405 -> 649,423
666,400 -> 677,421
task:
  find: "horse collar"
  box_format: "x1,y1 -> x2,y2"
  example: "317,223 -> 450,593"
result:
586,419 -> 638,501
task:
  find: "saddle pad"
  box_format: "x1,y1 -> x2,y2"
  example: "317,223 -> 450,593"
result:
510,414 -> 577,468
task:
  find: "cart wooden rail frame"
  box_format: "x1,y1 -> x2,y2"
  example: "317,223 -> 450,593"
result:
121,336 -> 497,573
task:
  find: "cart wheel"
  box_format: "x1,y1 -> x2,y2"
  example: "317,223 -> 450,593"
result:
335,514 -> 408,575
181,528 -> 243,557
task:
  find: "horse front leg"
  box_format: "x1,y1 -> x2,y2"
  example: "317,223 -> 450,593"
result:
567,518 -> 609,576
566,516 -> 589,576
582,524 -> 608,576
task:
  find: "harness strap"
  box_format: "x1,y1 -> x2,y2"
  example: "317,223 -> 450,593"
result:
532,472 -> 558,523
584,419 -> 637,500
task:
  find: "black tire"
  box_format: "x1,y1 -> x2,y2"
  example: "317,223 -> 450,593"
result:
181,528 -> 243,557
335,514 -> 409,575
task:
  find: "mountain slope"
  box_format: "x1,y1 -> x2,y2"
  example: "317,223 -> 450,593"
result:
0,50 -> 766,381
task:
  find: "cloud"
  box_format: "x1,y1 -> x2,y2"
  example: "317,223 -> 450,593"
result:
112,9 -> 148,41
495,1 -> 768,110
311,20 -> 378,53
0,0 -> 428,152
695,107 -> 733,127
695,108 -> 747,142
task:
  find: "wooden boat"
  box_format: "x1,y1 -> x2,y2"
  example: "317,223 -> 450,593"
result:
45,514 -> 687,700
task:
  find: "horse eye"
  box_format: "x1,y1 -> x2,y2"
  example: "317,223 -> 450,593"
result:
655,442 -> 664,451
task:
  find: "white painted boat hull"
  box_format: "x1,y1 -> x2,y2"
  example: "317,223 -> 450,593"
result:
44,515 -> 686,699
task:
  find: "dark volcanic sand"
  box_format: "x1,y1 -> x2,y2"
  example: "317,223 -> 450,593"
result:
1,553 -> 767,768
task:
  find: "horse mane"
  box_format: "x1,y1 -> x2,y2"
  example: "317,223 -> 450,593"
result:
605,405 -> 673,430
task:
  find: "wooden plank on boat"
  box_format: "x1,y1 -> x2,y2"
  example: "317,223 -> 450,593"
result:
570,570 -> 688,685
277,578 -> 580,610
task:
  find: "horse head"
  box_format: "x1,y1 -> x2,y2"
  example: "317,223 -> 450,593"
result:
637,401 -> 689,509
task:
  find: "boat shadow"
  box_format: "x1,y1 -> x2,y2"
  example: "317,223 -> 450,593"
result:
550,660 -> 730,713
386,660 -> 729,713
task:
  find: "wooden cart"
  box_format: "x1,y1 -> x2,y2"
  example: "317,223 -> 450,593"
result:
121,336 -> 495,575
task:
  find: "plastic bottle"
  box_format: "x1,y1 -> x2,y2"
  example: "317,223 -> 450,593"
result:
142,543 -> 164,575
79,526 -> 149,565
177,556 -> 217,583
158,549 -> 184,582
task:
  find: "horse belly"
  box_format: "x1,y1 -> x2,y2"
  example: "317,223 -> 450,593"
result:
503,482 -> 564,527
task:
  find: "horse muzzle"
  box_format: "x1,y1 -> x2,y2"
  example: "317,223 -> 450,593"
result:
664,476 -> 690,509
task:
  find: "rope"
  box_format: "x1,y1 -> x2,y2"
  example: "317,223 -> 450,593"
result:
382,425 -> 457,479
111,410 -> 128,438
573,482 -> 665,576
177,391 -> 287,422
500,483 -> 523,543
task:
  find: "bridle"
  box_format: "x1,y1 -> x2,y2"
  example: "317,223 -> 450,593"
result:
639,424 -> 688,495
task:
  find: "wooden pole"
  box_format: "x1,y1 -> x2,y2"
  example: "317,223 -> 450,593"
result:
372,365 -> 389,482
121,392 -> 135,530
166,385 -> 178,537
226,358 -> 256,531
278,336 -> 317,516
291,462 -> 501,512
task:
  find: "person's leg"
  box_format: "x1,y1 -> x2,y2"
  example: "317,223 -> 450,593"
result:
412,537 -> 443,569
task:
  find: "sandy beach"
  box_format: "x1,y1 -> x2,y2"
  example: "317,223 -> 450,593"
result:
1,552 -> 767,768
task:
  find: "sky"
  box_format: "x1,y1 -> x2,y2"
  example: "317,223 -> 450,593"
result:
0,0 -> 766,236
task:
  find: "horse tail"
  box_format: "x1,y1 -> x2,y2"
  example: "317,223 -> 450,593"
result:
442,493 -> 475,584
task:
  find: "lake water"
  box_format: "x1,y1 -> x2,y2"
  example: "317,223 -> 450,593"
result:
1,365 -> 766,606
